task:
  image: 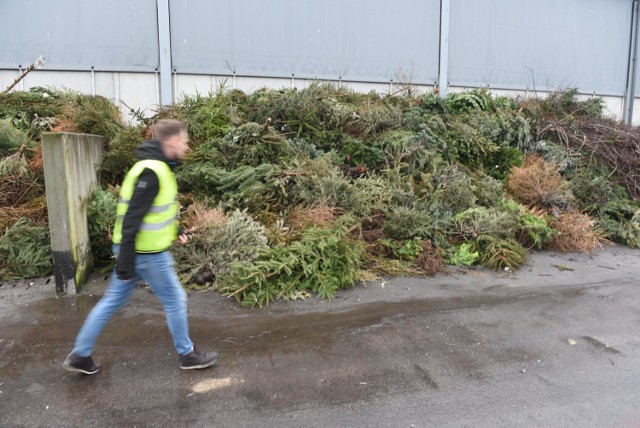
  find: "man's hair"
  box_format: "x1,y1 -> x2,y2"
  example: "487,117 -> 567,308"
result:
152,119 -> 186,143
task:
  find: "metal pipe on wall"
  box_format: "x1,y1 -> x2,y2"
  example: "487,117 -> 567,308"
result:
155,69 -> 160,105
624,0 -> 640,124
173,69 -> 178,101
91,66 -> 95,96
157,0 -> 173,105
113,72 -> 120,108
438,0 -> 450,97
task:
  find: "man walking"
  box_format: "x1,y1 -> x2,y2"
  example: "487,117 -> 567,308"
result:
63,119 -> 217,374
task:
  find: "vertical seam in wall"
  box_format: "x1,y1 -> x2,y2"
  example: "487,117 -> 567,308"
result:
438,0 -> 450,97
624,0 -> 640,123
157,0 -> 173,105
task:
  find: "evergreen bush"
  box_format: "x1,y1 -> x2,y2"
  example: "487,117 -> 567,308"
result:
0,218 -> 52,279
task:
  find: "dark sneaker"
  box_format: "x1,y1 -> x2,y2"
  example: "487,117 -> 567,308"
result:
180,346 -> 218,370
62,353 -> 101,375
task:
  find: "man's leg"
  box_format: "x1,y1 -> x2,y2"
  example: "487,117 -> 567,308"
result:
63,273 -> 138,374
136,251 -> 194,355
138,251 -> 217,369
71,274 -> 139,357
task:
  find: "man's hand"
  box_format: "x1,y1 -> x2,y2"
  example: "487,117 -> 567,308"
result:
177,231 -> 193,245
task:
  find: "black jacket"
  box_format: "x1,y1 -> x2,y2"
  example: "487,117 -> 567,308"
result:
116,140 -> 178,279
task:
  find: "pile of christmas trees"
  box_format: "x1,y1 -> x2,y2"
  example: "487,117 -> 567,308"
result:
1,85 -> 639,305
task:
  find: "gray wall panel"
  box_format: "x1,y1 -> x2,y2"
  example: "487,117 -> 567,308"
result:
0,0 -> 159,71
170,0 -> 440,83
635,3 -> 640,97
449,0 -> 632,95
0,0 -> 637,101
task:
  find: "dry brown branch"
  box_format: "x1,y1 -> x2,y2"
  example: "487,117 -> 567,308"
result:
538,117 -> 640,200
360,229 -> 385,243
548,210 -> 603,253
0,145 -> 44,208
414,240 -> 446,276
28,146 -> 44,174
181,202 -> 227,232
2,56 -> 45,94
277,171 -> 309,177
51,117 -> 80,133
506,155 -> 573,210
0,195 -> 48,231
288,202 -> 339,232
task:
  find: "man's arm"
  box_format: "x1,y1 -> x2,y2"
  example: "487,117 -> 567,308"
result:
116,169 -> 159,279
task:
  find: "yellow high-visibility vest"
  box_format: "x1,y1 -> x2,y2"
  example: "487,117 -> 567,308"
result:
112,159 -> 178,252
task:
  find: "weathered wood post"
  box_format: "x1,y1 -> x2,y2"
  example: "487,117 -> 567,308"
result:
42,132 -> 104,295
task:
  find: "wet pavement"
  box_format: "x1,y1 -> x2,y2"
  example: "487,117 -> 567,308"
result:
1,246 -> 640,427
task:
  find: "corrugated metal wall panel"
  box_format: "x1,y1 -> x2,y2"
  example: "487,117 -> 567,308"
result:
635,2 -> 640,97
169,0 -> 441,84
0,0 -> 637,97
0,0 -> 159,71
448,0 -> 632,95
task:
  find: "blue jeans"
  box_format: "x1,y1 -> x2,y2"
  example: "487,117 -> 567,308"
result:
72,246 -> 194,356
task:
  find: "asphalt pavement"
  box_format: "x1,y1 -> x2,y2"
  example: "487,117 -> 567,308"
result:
1,245 -> 639,427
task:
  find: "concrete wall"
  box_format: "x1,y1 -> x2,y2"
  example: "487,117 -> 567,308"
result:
42,133 -> 105,295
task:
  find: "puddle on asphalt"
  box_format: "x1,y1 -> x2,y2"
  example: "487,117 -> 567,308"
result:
6,294 -> 102,321
10,291 -> 556,360
5,288 -> 570,375
2,287 -> 590,413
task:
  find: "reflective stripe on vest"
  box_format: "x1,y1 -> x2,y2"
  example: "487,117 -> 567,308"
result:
112,159 -> 179,252
117,199 -> 175,214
